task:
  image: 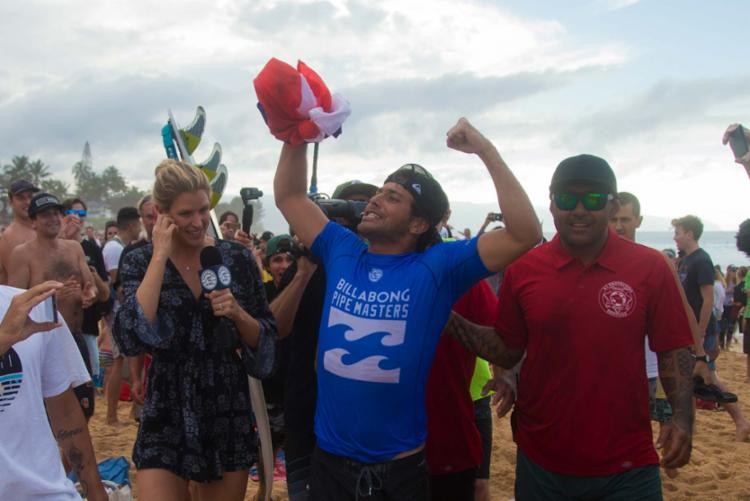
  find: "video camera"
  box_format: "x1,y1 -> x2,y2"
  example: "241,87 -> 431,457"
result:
310,193 -> 367,229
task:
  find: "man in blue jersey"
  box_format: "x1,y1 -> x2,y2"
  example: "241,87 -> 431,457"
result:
273,117 -> 541,500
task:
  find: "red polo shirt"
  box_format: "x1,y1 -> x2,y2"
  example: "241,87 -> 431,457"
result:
425,279 -> 498,474
495,230 -> 692,476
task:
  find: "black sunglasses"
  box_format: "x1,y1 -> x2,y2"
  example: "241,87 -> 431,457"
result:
553,192 -> 613,211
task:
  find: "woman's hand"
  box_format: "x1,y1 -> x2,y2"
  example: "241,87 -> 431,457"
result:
152,213 -> 177,261
206,288 -> 244,321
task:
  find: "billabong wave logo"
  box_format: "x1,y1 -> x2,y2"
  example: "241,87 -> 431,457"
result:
411,183 -> 422,195
324,307 -> 405,383
368,268 -> 383,283
599,281 -> 636,318
0,348 -> 23,413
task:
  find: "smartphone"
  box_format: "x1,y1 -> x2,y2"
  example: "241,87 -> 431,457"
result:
488,212 -> 503,222
729,125 -> 749,159
41,294 -> 58,323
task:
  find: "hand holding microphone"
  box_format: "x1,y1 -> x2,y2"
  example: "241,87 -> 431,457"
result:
200,247 -> 239,320
207,289 -> 240,319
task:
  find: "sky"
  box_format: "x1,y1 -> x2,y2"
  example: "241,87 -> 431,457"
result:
1,0 -> 748,231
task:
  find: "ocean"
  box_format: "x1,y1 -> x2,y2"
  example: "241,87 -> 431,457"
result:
541,231 -> 747,271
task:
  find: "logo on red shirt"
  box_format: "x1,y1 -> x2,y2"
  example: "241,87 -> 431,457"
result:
599,281 -> 636,318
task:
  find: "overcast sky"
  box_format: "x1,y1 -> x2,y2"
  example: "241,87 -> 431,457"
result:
1,0 -> 748,230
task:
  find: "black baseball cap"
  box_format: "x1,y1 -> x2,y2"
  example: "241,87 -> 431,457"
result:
9,179 -> 40,196
332,180 -> 377,200
550,154 -> 617,194
384,163 -> 448,228
28,192 -> 64,218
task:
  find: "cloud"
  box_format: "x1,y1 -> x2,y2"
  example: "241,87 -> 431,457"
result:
566,76 -> 750,156
601,0 -> 642,10
0,0 -> 631,227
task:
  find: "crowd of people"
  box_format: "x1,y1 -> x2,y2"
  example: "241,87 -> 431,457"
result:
0,119 -> 749,501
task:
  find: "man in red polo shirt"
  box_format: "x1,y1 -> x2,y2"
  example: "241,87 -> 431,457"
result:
425,277 -> 498,501
451,155 -> 695,498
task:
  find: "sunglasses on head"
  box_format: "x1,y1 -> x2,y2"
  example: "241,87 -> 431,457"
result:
398,163 -> 433,179
65,209 -> 87,217
553,192 -> 613,211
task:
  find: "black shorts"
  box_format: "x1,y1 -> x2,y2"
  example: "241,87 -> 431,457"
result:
72,333 -> 95,420
311,446 -> 428,501
744,321 -> 750,354
474,396 -> 492,479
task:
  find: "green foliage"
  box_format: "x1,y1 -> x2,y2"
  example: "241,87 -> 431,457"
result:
1,155 -> 146,221
1,156 -> 54,190
71,160 -> 145,211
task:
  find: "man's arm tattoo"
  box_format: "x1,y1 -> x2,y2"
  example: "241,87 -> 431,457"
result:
56,427 -> 88,495
657,347 -> 695,432
445,312 -> 522,368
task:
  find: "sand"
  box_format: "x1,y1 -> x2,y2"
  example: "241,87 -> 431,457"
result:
89,350 -> 750,500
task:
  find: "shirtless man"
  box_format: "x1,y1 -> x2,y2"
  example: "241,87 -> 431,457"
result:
0,180 -> 40,283
7,192 -> 97,418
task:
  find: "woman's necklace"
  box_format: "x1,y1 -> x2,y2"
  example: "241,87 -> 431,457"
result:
172,255 -> 198,272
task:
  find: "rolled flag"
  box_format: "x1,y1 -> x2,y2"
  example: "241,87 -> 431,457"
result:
254,58 -> 351,145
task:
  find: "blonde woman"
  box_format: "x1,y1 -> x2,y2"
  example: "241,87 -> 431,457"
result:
114,160 -> 276,500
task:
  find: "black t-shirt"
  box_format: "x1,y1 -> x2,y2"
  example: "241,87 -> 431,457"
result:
80,238 -> 108,336
678,247 -> 716,330
114,239 -> 149,290
283,263 -> 325,432
262,277 -> 290,407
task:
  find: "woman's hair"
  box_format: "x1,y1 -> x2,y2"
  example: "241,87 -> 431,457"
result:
152,159 -> 211,211
137,193 -> 153,213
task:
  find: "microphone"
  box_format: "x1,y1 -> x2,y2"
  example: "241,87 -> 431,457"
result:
199,246 -> 237,348
200,246 -> 232,293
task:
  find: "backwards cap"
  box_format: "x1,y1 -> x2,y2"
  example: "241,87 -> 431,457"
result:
384,163 -> 448,228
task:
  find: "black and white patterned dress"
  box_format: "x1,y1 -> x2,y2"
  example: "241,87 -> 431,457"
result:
114,240 -> 276,482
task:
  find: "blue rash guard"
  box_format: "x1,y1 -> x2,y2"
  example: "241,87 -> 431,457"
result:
310,222 -> 490,463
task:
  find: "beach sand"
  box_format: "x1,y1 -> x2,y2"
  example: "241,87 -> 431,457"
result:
89,350 -> 750,500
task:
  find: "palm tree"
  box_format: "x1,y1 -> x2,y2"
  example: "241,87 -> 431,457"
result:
27,159 -> 51,186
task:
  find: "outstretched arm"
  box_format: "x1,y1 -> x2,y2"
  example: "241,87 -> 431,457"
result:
445,311 -> 524,369
446,118 -> 541,272
273,143 -> 329,248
